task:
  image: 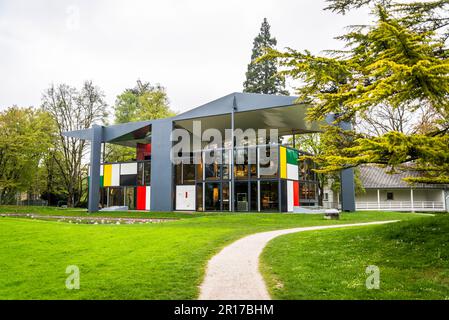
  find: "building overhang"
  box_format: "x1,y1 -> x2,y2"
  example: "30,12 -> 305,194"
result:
62,92 -> 326,146
174,103 -> 323,137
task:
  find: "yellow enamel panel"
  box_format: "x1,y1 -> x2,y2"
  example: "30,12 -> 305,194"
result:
280,146 -> 287,179
103,164 -> 112,187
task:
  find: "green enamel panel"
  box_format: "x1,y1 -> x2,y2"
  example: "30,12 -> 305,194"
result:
88,176 -> 104,187
286,149 -> 299,165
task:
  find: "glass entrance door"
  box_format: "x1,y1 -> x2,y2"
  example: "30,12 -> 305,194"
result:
205,182 -> 221,211
234,181 -> 249,211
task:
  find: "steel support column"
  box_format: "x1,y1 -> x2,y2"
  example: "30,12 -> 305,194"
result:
150,119 -> 174,211
231,96 -> 237,212
88,125 -> 103,213
326,114 -> 356,211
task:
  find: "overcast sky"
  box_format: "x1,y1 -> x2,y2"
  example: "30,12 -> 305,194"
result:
0,0 -> 371,114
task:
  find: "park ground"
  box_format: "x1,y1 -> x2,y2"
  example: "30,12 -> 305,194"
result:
0,205 -> 447,299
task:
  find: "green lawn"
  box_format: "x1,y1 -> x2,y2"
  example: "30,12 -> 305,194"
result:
261,213 -> 449,299
0,206 -> 424,300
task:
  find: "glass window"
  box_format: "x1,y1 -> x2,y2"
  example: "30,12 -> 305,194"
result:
205,182 -> 221,211
222,149 -> 230,180
222,182 -> 230,211
137,162 -> 145,186
144,161 -> 151,185
250,181 -> 258,212
249,147 -> 257,178
175,162 -> 196,185
183,163 -> 195,184
300,159 -> 314,181
196,183 -> 203,211
124,187 -> 135,210
205,151 -> 221,180
259,146 -> 278,178
109,187 -> 123,207
300,182 -> 317,200
195,152 -> 203,182
234,181 -> 248,211
175,163 -> 182,185
120,173 -> 137,186
260,181 -> 279,211
100,188 -> 108,208
309,183 -> 317,200
234,148 -> 248,180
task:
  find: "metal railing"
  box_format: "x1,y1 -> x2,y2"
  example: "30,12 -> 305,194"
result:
355,201 -> 445,211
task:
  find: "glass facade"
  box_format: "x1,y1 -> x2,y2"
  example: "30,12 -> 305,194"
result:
234,181 -> 248,211
108,187 -> 123,207
260,181 -> 279,211
172,144 -> 317,212
99,160 -> 151,208
205,182 -> 221,210
222,182 -> 230,211
98,144 -> 318,212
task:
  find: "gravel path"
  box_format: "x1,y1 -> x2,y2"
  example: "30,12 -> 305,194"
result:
0,213 -> 175,224
199,220 -> 399,300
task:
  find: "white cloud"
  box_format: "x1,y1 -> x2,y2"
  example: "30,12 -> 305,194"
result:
0,0 -> 371,114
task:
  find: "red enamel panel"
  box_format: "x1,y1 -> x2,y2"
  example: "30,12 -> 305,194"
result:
136,143 -> 152,160
136,186 -> 146,210
293,181 -> 299,206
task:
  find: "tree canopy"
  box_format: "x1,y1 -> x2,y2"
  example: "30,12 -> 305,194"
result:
0,107 -> 56,204
264,2 -> 449,184
42,81 -> 108,206
114,80 -> 175,123
106,81 -> 175,162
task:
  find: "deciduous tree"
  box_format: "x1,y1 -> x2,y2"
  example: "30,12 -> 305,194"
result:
42,81 -> 108,207
0,107 -> 55,204
106,81 -> 176,162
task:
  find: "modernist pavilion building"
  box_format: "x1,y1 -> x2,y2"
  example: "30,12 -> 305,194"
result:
64,93 -> 356,213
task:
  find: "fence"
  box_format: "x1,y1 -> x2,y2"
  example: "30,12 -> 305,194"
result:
355,201 -> 445,211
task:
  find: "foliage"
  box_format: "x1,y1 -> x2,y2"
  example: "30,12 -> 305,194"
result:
263,4 -> 449,184
243,18 -> 288,95
326,0 -> 449,42
106,81 -> 175,162
293,132 -> 365,202
113,81 -> 175,123
42,81 -> 108,206
0,107 -> 56,204
290,133 -> 329,205
314,131 -> 449,183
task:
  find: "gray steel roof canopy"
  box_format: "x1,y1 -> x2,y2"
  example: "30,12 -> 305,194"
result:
63,92 -> 324,143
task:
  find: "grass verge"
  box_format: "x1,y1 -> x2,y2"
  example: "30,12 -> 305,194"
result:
260,214 -> 449,299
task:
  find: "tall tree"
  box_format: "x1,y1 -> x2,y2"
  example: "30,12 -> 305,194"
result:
42,81 -> 108,207
113,81 -> 175,123
243,18 -> 289,95
263,4 -> 449,184
106,81 -> 176,162
0,107 -> 55,204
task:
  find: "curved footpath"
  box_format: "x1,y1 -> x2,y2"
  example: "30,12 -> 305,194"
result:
199,220 -> 399,300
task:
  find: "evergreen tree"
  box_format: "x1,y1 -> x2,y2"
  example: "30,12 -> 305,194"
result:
243,18 -> 288,95
262,5 -> 449,183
